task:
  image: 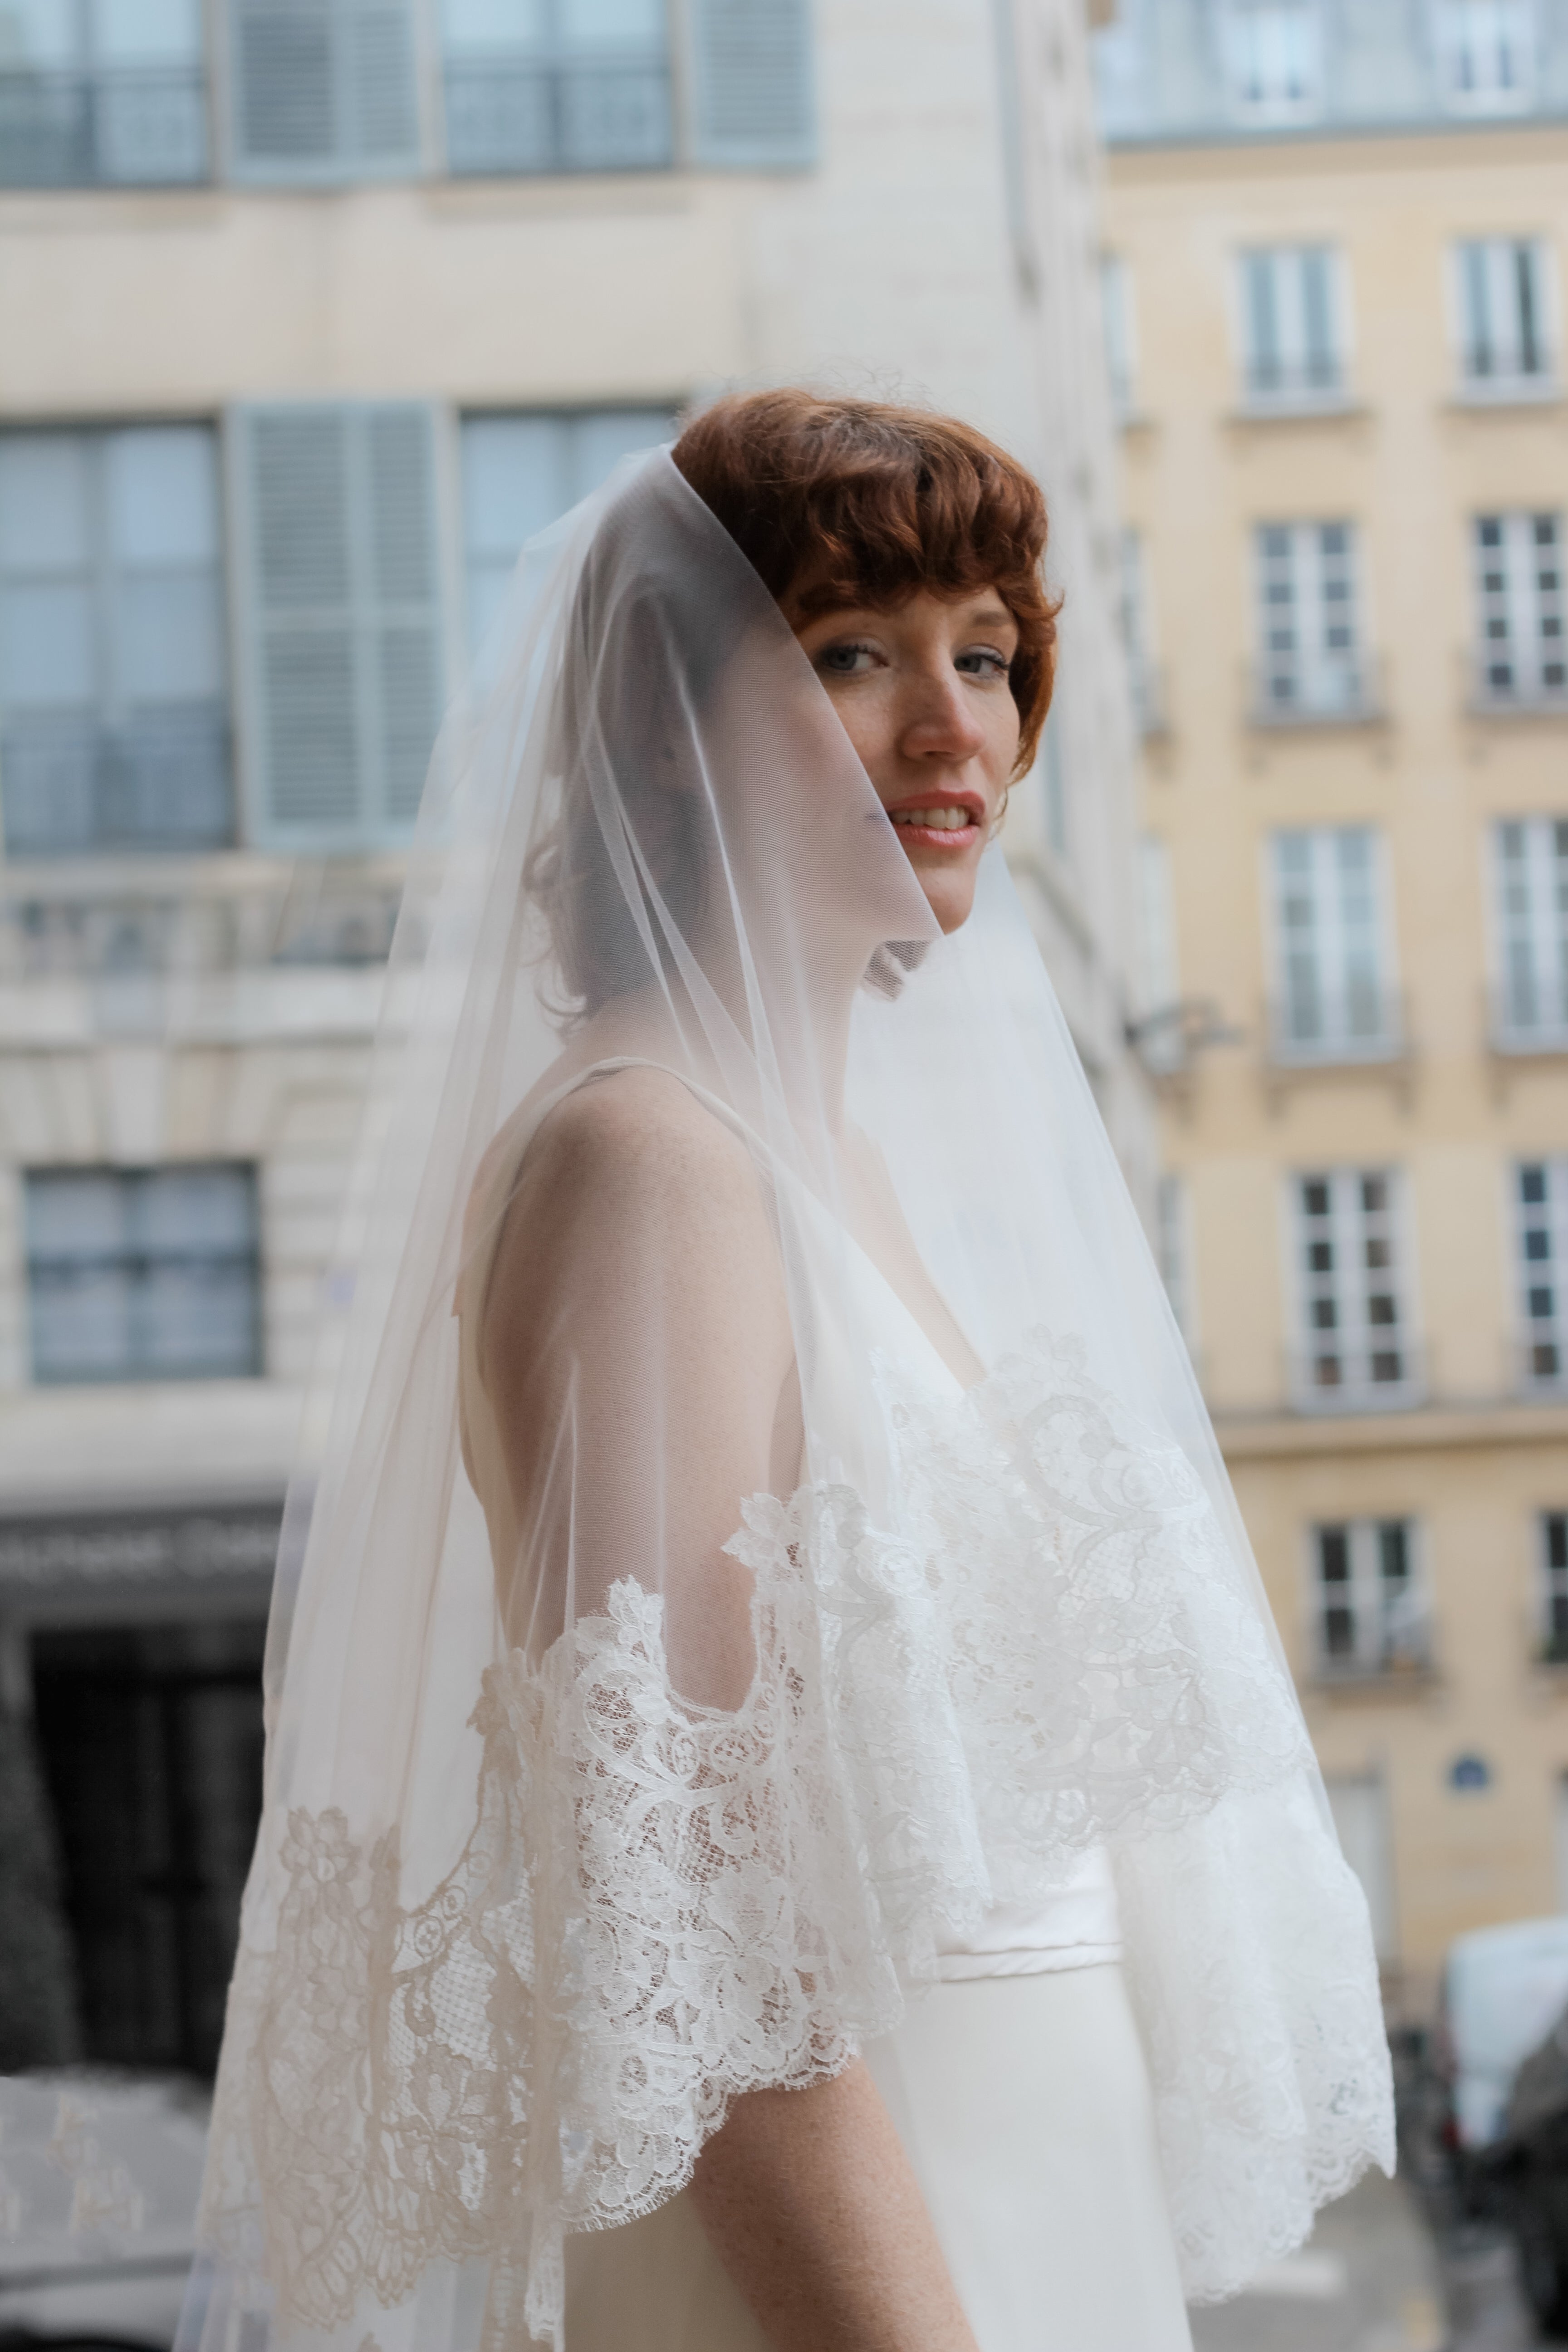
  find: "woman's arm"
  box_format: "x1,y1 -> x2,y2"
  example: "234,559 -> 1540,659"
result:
484,1068 -> 975,2343
690,2062 -> 979,2352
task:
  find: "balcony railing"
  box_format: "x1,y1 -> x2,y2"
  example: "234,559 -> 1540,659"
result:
1240,362 -> 1351,416
0,67 -> 208,186
0,877 -> 403,985
1469,655 -> 1568,715
1288,1341 -> 1426,1418
1250,653 -> 1382,728
1489,982 -> 1568,1056
1,708 -> 234,857
1268,987 -> 1406,1068
444,55 -> 672,175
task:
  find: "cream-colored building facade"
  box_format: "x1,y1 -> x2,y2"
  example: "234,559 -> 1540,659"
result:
1099,0 -> 1568,2012
0,0 -> 1145,2067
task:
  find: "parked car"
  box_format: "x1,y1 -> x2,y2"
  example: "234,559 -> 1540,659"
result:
1435,1918 -> 1568,2339
0,2073 -> 206,2351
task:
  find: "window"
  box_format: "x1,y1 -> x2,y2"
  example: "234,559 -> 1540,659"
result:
1473,514 -> 1566,706
443,0 -> 672,175
1039,705 -> 1067,859
229,403 -> 446,849
227,0 -> 421,182
1254,521 -> 1367,719
1493,819 -> 1568,1045
25,1166 -> 261,1383
1456,239 -> 1552,392
1118,528 -> 1161,734
1544,1512 -> 1568,1661
1240,245 -> 1341,406
1100,255 -> 1136,420
0,427 -> 231,856
1293,1170 -> 1416,1406
227,0 -> 813,181
0,0 -> 207,186
1434,0 -> 1536,113
1517,1162 -> 1568,1387
461,407 -> 676,650
1223,2 -> 1323,126
1272,827 -> 1395,1060
1311,1520 -> 1428,1675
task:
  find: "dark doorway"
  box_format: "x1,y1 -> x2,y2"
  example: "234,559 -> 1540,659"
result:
31,1618 -> 266,2076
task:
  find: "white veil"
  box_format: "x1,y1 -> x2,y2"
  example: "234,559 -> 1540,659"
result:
184,446 -> 1393,2352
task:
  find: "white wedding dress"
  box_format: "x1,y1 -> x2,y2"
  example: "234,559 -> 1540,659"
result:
462,1062 -> 1194,2352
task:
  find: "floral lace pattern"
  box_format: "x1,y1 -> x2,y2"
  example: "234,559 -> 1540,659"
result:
200,1333 -> 1392,2349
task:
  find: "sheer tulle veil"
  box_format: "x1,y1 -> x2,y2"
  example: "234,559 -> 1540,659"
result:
181,446 -> 1393,2352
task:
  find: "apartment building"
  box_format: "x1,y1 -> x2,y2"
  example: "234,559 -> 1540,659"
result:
1098,0 -> 1568,2009
0,0 -> 1144,2068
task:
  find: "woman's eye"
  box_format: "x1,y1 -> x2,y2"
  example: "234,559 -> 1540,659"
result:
956,647 -> 1010,680
817,640 -> 879,676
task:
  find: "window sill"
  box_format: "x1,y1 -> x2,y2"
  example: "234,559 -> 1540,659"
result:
1467,691 -> 1568,721
1308,1661 -> 1438,1699
1450,382 -> 1562,411
1269,1037 -> 1407,1070
1229,395 -> 1367,426
1490,1030 -> 1568,1059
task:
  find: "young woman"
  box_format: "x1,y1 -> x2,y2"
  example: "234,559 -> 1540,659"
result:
186,394 -> 1392,2352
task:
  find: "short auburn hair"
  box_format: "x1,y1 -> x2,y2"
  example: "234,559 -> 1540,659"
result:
671,389 -> 1059,774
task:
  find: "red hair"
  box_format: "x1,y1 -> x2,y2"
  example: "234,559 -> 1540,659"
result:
671,389 -> 1059,774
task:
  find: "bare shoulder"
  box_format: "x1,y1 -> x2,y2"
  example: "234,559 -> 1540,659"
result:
520,1065 -> 764,1230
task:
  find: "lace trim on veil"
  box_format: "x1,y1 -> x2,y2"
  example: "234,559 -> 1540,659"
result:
200,1335 -> 1391,2349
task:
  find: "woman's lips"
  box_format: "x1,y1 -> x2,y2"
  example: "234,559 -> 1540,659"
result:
888,801 -> 984,850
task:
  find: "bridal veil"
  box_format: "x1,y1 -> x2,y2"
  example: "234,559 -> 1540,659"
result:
184,446 -> 1394,2352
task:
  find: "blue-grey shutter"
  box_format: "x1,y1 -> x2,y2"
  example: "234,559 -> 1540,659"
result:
228,0 -> 421,181
230,402 -> 445,848
687,0 -> 815,168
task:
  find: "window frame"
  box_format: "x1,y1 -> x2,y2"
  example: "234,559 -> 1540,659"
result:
1542,1509 -> 1568,1664
1431,0 -> 1538,118
1251,518 -> 1374,726
1306,1516 -> 1430,1680
1471,510 -> 1568,712
1287,1165 -> 1422,1412
1236,242 -> 1348,413
1267,824 -> 1401,1066
0,0 -> 212,190
1451,235 -> 1558,401
1221,0 -> 1326,129
0,420 -> 235,858
1515,1159 -> 1568,1394
1490,816 -> 1568,1049
24,1162 -> 265,1387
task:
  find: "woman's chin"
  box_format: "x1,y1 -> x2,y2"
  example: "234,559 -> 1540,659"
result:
908,858 -> 980,935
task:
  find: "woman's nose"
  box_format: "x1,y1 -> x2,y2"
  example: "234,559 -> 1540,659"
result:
901,670 -> 988,761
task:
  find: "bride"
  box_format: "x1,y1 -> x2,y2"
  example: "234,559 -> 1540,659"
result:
185,392 -> 1393,2352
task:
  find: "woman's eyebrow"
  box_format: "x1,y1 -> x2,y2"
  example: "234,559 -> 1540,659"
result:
966,604 -> 1016,632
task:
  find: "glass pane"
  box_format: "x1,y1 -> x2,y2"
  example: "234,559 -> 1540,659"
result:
568,408 -> 673,500
93,0 -> 201,63
138,1261 -> 256,1374
442,0 -> 548,53
133,1167 -> 254,1252
461,416 -> 568,559
31,1263 -> 133,1378
0,0 -> 79,68
0,435 -> 93,573
0,578 -> 96,705
113,570 -> 225,701
106,427 -> 218,565
560,0 -> 663,46
466,554 -> 515,651
28,1171 -> 125,1257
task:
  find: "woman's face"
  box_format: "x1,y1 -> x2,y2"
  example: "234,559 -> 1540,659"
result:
787,588 -> 1023,935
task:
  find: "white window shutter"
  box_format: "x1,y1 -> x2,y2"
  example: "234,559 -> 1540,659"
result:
229,0 -> 421,181
229,402 -> 445,848
687,0 -> 815,169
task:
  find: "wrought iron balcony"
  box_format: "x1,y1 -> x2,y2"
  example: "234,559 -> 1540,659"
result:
1249,652 -> 1383,728
1468,654 -> 1568,716
0,67 -> 208,187
1266,986 -> 1406,1068
444,55 -> 672,176
1287,1340 -> 1427,1418
1,709 -> 234,858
